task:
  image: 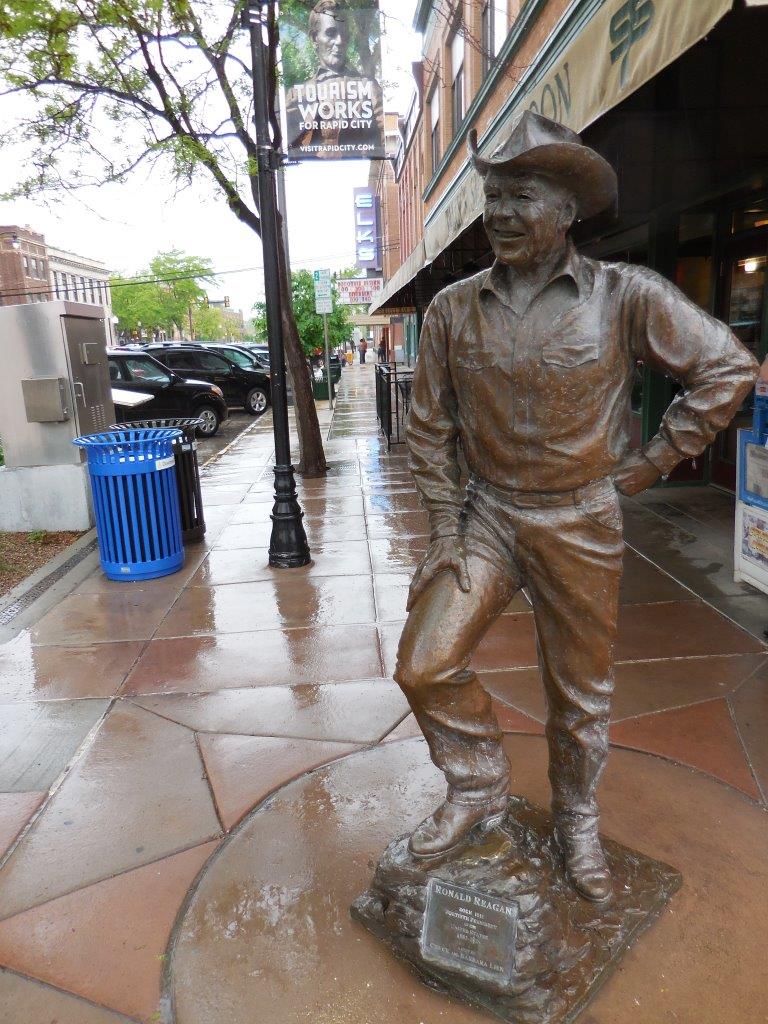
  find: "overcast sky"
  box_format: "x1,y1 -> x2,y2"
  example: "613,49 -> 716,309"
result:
0,1 -> 420,319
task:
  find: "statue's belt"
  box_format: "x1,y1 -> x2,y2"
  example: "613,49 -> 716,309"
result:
468,475 -> 614,510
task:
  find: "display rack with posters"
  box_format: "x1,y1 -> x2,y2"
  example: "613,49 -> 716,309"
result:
281,0 -> 385,161
734,381 -> 768,595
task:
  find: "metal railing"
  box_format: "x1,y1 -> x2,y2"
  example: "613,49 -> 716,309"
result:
375,362 -> 415,448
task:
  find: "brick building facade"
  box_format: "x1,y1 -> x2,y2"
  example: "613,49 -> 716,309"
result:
0,225 -> 111,315
0,226 -> 49,306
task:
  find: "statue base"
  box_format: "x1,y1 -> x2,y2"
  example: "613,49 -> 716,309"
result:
351,796 -> 681,1024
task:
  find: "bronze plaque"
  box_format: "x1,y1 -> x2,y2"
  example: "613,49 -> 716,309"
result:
420,878 -> 518,984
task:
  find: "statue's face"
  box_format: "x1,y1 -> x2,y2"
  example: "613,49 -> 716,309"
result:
312,13 -> 350,73
483,170 -> 576,268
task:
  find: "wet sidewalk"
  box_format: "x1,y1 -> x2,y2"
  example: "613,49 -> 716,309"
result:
0,364 -> 767,1023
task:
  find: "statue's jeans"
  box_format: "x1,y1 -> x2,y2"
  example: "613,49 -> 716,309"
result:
394,477 -> 624,817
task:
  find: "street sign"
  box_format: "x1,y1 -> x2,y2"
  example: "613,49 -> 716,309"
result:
313,268 -> 332,300
312,267 -> 335,408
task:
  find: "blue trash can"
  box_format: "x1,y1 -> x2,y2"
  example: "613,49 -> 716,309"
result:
74,428 -> 185,581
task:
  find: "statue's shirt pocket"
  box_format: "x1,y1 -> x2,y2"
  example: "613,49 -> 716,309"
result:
541,295 -> 602,369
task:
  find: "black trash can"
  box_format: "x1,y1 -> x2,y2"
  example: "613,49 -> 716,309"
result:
111,417 -> 206,542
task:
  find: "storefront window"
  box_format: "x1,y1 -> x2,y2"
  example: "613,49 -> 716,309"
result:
728,256 -> 765,357
676,212 -> 715,311
731,198 -> 768,234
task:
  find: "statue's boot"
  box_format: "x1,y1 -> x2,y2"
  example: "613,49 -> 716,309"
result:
409,795 -> 507,858
555,812 -> 612,902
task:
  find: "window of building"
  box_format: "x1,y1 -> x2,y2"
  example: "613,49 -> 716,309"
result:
451,28 -> 465,134
483,0 -> 508,72
429,85 -> 440,174
482,2 -> 493,77
494,0 -> 508,56
23,255 -> 28,272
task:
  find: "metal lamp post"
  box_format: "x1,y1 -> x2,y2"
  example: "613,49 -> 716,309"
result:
241,0 -> 310,568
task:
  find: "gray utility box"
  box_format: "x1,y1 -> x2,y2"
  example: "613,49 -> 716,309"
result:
21,377 -> 70,423
0,301 -> 116,531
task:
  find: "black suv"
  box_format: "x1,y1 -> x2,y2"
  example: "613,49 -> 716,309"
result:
108,349 -> 229,437
146,344 -> 271,415
242,342 -> 342,383
197,342 -> 268,371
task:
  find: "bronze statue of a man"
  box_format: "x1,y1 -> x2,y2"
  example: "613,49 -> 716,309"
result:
394,112 -> 758,902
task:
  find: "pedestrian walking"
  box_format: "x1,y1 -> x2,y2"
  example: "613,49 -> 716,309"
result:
358,338 -> 368,364
378,340 -> 387,362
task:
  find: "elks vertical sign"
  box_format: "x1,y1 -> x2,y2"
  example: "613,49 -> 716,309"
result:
353,187 -> 381,270
281,0 -> 385,161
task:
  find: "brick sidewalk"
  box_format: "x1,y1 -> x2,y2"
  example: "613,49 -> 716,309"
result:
0,363 -> 766,1022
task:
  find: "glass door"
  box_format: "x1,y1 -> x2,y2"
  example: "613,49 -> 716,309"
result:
710,202 -> 768,489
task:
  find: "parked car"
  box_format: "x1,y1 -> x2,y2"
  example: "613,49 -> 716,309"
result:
145,344 -> 272,415
108,349 -> 229,437
240,342 -> 343,389
240,343 -> 271,370
197,342 -> 268,371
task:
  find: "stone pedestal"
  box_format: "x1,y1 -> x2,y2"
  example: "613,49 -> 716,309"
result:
351,796 -> 681,1024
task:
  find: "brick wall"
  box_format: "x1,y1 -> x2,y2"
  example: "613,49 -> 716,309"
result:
0,226 -> 49,306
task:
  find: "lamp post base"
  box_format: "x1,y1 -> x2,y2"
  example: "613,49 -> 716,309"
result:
269,464 -> 311,568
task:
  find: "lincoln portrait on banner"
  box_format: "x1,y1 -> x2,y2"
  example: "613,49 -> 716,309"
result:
284,0 -> 384,160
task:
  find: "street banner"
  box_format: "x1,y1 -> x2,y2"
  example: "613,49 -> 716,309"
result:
281,0 -> 385,161
337,277 -> 383,305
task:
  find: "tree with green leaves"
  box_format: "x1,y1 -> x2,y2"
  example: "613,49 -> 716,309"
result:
111,250 -> 216,338
0,0 -> 327,475
192,302 -> 228,341
253,269 -> 352,356
109,276 -> 166,338
149,251 -> 215,331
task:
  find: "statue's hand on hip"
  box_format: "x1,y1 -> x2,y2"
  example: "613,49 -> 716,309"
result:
406,537 -> 471,612
612,450 -> 661,496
